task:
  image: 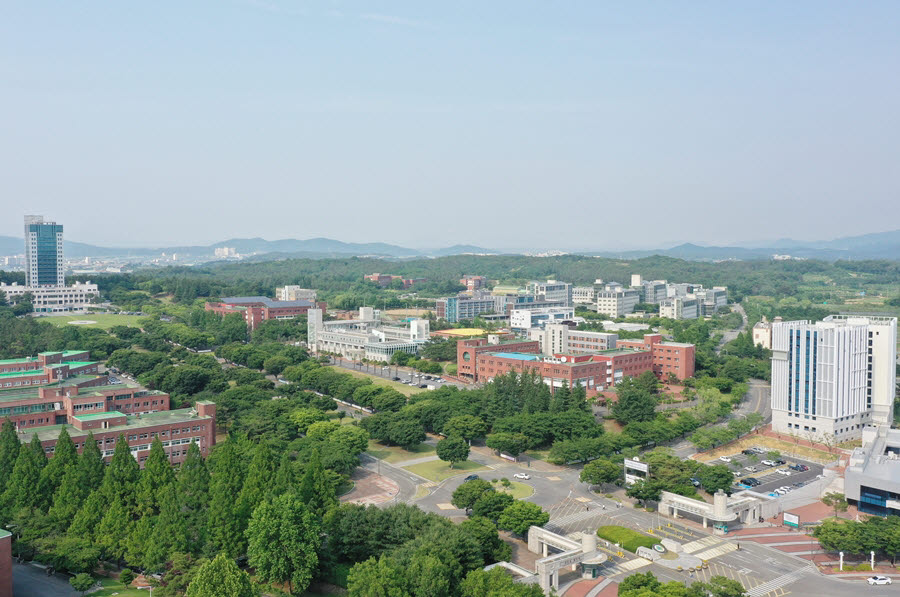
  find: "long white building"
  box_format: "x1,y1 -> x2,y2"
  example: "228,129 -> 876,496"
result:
307,307 -> 430,362
770,315 -> 897,441
530,324 -> 618,355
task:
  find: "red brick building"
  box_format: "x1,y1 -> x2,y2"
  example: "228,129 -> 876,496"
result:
460,275 -> 487,291
30,401 -> 216,466
205,296 -> 327,331
616,334 -> 695,380
0,351 -> 98,390
364,273 -> 426,289
0,529 -> 10,597
457,338 -> 541,382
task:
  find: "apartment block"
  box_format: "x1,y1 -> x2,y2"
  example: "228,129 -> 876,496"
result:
770,316 -> 897,441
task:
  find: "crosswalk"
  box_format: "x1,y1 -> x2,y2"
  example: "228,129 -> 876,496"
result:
682,535 -> 722,554
745,566 -> 813,597
693,542 -> 738,560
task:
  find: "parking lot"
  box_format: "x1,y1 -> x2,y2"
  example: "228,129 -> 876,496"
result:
706,448 -> 824,497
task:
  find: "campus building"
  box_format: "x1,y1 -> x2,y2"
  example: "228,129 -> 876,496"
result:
205,296 -> 327,331
845,425 -> 900,517
276,286 -> 317,301
0,351 -> 99,390
6,216 -> 100,312
308,307 -> 430,362
617,334 -> 696,381
752,316 -> 780,350
659,296 -> 700,320
694,287 -> 728,314
456,337 -> 542,382
530,324 -> 618,355
363,273 -> 426,289
595,283 -> 641,317
770,315 -> 898,441
509,307 -> 575,332
459,275 -> 487,291
573,281 -> 604,305
631,275 -> 668,304
0,528 -> 9,597
435,294 -> 496,323
526,280 -> 573,307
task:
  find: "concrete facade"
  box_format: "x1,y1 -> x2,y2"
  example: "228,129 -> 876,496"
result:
596,285 -> 641,317
659,296 -> 700,320
529,324 -> 618,356
845,425 -> 900,517
308,307 -> 430,362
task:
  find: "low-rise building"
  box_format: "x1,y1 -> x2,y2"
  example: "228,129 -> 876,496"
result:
308,307 -> 430,362
510,307 -> 575,332
0,350 -> 98,390
573,279 -> 604,305
0,281 -> 100,312
616,334 -> 696,380
596,284 -> 641,317
456,337 -> 542,382
659,296 -> 700,320
459,275 -> 487,291
205,296 -> 327,331
530,324 -> 617,355
435,295 -> 496,323
363,273 -> 425,289
751,316 -> 779,349
845,425 -> 900,517
0,528 -> 10,597
276,286 -> 317,301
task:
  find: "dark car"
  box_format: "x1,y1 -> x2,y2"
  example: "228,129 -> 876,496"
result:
741,449 -> 756,456
774,459 -> 786,466
392,376 -> 401,381
463,474 -> 480,482
740,477 -> 761,487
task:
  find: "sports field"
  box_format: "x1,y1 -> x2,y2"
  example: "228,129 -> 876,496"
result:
37,314 -> 146,329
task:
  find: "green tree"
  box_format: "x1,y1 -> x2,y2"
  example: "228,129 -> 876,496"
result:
436,436 -> 470,468
186,553 -> 256,597
68,490 -> 106,542
206,442 -> 246,558
272,451 -> 297,496
1,433 -> 45,513
388,419 -> 426,449
236,442 -> 275,528
460,568 -> 545,597
822,492 -> 849,519
176,441 -> 210,553
442,415 -> 487,444
626,479 -> 663,505
101,435 -> 140,511
70,572 -> 96,596
497,501 -> 549,537
246,495 -> 320,595
459,517 -> 512,564
451,479 -> 494,511
78,432 -> 106,491
0,419 -> 20,494
38,427 -> 77,507
346,556 -> 409,597
298,449 -> 337,519
144,483 -> 189,572
485,432 -> 529,458
96,495 -> 133,564
119,568 -> 135,586
611,380 -> 657,425
136,438 -> 176,516
696,464 -> 735,495
580,458 -> 622,486
692,575 -> 747,597
472,491 -> 514,522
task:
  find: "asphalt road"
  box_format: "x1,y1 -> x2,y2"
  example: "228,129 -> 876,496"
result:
716,302 -> 748,354
13,563 -> 77,596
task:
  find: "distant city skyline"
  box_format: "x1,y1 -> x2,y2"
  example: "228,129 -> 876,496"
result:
2,2 -> 899,247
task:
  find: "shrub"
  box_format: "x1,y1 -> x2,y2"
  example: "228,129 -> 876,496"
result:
596,526 -> 657,553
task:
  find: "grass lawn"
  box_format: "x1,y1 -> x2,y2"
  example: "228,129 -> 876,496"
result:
36,313 -> 146,329
328,366 -> 424,397
404,459 -> 487,482
413,484 -> 432,500
596,525 -> 657,553
366,440 -> 435,464
525,449 -> 551,462
91,578 -> 147,596
496,481 -> 534,499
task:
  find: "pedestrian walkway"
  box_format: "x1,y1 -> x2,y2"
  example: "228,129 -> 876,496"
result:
682,535 -> 722,554
745,566 -> 813,597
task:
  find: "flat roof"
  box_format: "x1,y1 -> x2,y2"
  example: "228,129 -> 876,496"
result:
434,328 -> 486,337
73,411 -> 125,421
218,296 -> 315,309
0,370 -> 44,378
0,377 -> 149,404
24,407 -> 213,442
488,352 -> 542,361
0,529 -> 10,539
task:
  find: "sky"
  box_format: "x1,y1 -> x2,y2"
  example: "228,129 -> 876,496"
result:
2,1 -> 899,250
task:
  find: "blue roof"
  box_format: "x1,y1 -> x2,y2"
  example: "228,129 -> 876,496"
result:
219,296 -> 315,308
490,352 -> 542,361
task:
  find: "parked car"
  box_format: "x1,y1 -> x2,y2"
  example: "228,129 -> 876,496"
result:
392,376 -> 401,381
773,459 -> 786,466
463,475 -> 480,481
690,478 -> 700,487
742,449 -> 756,456
732,471 -> 741,477
788,463 -> 803,471
513,473 -> 531,480
867,576 -> 892,585
761,459 -> 776,467
719,456 -> 733,463
740,478 -> 760,487
776,468 -> 792,476
744,466 -> 757,472
775,488 -> 788,495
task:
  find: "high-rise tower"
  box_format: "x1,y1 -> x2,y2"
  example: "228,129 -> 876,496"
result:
24,215 -> 64,287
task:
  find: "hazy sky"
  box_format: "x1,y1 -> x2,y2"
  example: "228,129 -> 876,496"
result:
2,1 -> 899,250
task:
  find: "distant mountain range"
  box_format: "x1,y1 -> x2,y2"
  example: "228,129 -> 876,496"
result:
1,229 -> 899,262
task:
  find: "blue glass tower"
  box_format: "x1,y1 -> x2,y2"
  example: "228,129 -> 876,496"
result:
24,215 -> 64,287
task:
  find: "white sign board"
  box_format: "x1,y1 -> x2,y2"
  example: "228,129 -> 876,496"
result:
783,512 -> 799,527
624,458 -> 650,485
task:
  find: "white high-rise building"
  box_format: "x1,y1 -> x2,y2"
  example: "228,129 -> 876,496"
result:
770,315 -> 897,441
24,215 -> 64,287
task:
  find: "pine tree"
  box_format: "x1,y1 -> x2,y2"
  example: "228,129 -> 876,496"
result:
145,484 -> 189,572
0,419 -> 20,495
549,382 -> 571,413
79,432 -> 105,491
49,465 -> 88,529
206,442 -> 246,558
570,382 -> 589,412
96,495 -> 133,565
124,513 -> 155,569
68,489 -> 106,542
29,433 -> 47,471
1,436 -> 43,514
236,443 -> 274,528
39,427 -> 78,510
177,441 -> 210,554
101,435 -> 140,511
272,451 -> 296,496
297,449 -> 336,519
136,438 -> 175,516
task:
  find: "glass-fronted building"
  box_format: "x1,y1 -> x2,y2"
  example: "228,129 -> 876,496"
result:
24,215 -> 64,287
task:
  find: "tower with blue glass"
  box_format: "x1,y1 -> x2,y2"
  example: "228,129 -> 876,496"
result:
24,215 -> 65,287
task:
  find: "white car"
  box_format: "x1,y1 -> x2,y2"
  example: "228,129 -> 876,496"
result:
719,456 -> 732,463
761,459 -> 776,467
776,468 -> 792,476
513,473 -> 531,480
744,466 -> 757,472
868,576 -> 892,585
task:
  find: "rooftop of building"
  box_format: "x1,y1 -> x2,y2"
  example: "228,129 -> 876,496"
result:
486,352 -> 543,361
590,348 -> 648,357
22,406 -> 214,443
0,350 -> 88,366
0,528 -> 10,539
0,376 -> 154,403
217,296 -> 317,309
73,411 -> 125,421
433,328 -> 487,337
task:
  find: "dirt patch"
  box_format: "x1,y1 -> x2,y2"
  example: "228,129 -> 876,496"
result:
693,431 -> 838,464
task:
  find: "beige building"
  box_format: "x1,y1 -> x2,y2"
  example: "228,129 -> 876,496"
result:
277,286 -> 317,301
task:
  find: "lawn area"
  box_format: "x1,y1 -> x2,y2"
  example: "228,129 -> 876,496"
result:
525,449 -> 551,462
403,459 -> 487,482
36,313 -> 146,329
366,440 -> 435,464
496,480 -> 534,499
328,366 -> 424,397
91,577 -> 147,596
596,525 -> 657,553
